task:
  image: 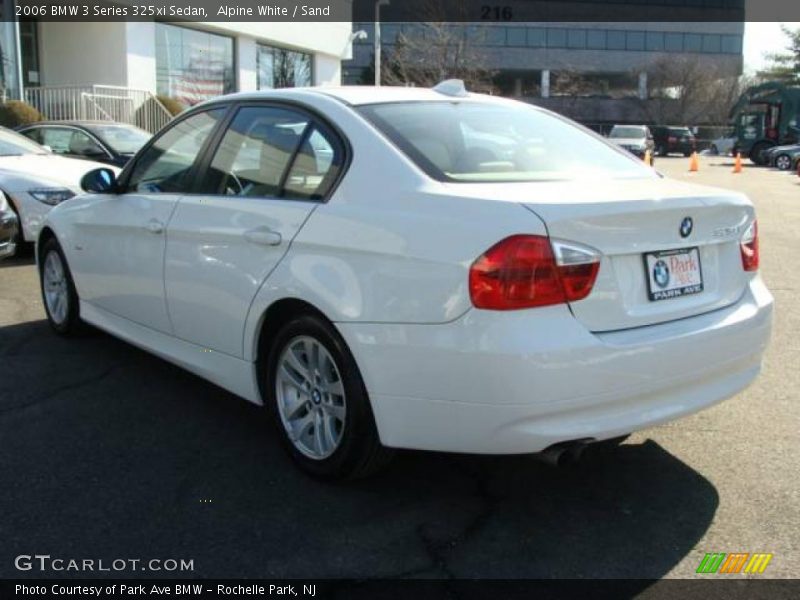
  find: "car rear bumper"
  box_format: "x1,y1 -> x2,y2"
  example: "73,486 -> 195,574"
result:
0,212 -> 18,259
337,277 -> 773,454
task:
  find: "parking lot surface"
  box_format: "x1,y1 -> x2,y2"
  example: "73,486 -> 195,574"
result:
1,156 -> 797,580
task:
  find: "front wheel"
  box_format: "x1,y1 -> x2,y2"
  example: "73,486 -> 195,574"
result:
39,237 -> 82,335
775,153 -> 793,171
264,314 -> 394,480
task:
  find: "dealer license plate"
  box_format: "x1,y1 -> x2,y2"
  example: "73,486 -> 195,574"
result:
644,247 -> 703,301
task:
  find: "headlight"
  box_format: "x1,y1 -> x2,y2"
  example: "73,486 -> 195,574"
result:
29,188 -> 75,206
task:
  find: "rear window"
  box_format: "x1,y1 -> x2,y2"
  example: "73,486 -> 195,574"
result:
358,101 -> 654,182
609,126 -> 647,139
669,127 -> 694,137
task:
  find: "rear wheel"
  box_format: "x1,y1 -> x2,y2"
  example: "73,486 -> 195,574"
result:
656,145 -> 667,157
264,314 -> 394,480
710,144 -> 719,156
775,153 -> 793,171
39,237 -> 82,335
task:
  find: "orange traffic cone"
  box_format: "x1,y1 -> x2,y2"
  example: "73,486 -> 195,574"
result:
689,151 -> 699,172
733,152 -> 743,174
644,149 -> 652,166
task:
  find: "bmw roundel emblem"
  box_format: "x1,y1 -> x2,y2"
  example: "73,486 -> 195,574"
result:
680,217 -> 693,238
653,259 -> 670,289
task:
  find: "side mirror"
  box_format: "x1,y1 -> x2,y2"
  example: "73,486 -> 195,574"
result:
80,168 -> 117,193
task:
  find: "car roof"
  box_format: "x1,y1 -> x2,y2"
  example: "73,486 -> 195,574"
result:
199,86 -> 519,108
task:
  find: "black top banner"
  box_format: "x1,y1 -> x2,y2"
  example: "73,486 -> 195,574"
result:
6,0 -> 800,23
3,579 -> 800,600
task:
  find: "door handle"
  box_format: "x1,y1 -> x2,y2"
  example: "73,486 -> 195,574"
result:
145,218 -> 164,234
244,227 -> 282,246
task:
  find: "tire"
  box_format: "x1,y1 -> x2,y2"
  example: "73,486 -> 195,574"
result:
39,237 -> 83,335
749,142 -> 773,166
656,145 -> 667,157
710,144 -> 719,156
263,314 -> 394,480
775,153 -> 793,171
683,151 -> 692,158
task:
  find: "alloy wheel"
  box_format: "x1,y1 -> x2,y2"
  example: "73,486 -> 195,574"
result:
776,154 -> 792,171
43,250 -> 69,325
275,335 -> 347,460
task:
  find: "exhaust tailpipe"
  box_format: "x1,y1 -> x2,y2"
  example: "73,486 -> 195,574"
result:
535,439 -> 592,467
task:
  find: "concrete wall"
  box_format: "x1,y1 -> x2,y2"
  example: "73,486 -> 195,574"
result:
37,20 -> 347,92
38,22 -> 129,86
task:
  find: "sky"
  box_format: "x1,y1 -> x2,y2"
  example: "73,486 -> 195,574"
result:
744,22 -> 800,72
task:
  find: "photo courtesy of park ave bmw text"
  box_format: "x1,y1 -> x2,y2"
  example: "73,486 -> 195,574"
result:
0,0 -> 798,598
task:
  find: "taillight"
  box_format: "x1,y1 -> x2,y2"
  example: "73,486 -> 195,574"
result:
469,235 -> 600,310
668,136 -> 677,143
740,220 -> 759,272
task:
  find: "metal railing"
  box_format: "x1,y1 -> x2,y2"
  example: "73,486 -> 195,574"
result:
23,85 -> 173,133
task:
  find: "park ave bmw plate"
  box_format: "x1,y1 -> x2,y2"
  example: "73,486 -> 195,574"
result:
645,247 -> 704,301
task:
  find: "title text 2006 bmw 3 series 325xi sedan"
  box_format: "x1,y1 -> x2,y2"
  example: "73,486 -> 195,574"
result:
37,81 -> 773,479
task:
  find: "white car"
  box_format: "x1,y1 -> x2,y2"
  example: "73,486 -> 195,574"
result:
37,83 -> 773,479
0,127 -> 116,256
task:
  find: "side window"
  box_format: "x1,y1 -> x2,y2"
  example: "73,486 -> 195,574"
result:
127,109 -> 223,193
64,130 -> 105,158
204,106 -> 309,198
203,105 -> 345,200
20,128 -> 43,145
283,126 -> 344,200
40,128 -> 74,154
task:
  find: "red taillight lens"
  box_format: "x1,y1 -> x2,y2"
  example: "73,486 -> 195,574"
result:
740,220 -> 759,271
668,136 -> 677,143
469,235 -> 600,310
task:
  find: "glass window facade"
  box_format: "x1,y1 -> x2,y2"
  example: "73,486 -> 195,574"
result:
0,0 -> 21,100
257,44 -> 312,89
155,23 -> 235,106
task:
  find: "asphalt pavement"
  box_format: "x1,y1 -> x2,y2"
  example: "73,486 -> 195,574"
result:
0,156 -> 797,580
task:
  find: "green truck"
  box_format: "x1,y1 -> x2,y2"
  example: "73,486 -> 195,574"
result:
731,81 -> 800,165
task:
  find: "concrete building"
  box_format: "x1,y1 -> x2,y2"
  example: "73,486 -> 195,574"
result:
344,20 -> 744,127
0,0 -> 353,130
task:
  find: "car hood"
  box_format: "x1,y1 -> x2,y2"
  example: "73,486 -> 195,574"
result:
0,154 -> 116,192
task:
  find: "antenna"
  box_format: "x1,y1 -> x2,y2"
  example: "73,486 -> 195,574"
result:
432,79 -> 468,98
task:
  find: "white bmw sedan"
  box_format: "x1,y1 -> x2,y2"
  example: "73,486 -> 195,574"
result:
37,84 -> 773,479
0,127 -> 117,256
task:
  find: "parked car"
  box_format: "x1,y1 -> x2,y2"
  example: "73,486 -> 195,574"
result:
651,126 -> 696,157
764,143 -> 800,171
16,121 -> 151,168
0,126 -> 118,256
0,191 -> 18,259
709,133 -> 736,156
607,125 -> 655,164
38,83 -> 772,479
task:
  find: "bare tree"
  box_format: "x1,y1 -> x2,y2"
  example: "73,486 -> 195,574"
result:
381,19 -> 495,92
643,55 -> 752,125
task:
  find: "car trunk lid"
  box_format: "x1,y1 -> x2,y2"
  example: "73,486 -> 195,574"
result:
446,177 -> 753,332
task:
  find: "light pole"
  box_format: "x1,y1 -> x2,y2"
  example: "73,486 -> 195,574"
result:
374,0 -> 390,86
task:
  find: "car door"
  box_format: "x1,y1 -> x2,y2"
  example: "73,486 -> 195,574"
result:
72,108 -> 226,333
164,103 -> 346,357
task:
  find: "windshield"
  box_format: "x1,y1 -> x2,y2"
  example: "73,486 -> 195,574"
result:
609,126 -> 646,139
89,125 -> 151,154
0,127 -> 49,156
358,101 -> 653,182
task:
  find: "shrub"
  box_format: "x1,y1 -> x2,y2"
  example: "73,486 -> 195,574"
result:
0,100 -> 44,128
155,95 -> 186,117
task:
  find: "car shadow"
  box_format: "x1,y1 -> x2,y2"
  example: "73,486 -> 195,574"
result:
0,320 -> 718,585
0,253 -> 35,269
